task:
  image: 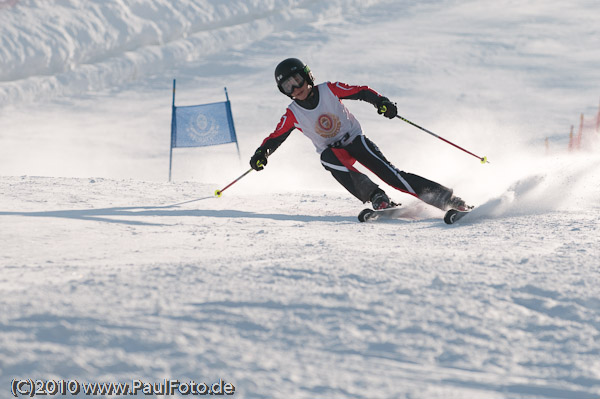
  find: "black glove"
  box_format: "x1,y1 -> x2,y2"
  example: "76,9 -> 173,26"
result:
250,147 -> 268,171
376,96 -> 398,119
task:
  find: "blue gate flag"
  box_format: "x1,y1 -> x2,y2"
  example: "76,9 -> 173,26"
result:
169,80 -> 240,181
173,101 -> 237,148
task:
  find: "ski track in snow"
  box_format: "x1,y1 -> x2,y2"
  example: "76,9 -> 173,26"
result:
1,0 -> 600,398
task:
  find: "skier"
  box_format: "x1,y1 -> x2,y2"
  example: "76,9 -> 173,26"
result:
250,58 -> 469,212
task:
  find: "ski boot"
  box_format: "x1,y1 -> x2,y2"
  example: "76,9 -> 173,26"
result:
370,189 -> 392,210
447,195 -> 472,212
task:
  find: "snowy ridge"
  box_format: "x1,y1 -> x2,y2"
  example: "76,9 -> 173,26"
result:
0,0 -> 380,104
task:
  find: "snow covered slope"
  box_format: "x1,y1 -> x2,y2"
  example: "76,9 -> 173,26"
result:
1,175 -> 599,398
1,1 -> 600,398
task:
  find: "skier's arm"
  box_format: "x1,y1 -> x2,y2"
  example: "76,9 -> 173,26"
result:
250,108 -> 297,171
327,81 -> 381,105
327,81 -> 398,119
260,108 -> 297,154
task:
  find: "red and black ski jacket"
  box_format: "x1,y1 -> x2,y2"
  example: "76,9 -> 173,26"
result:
260,82 -> 383,154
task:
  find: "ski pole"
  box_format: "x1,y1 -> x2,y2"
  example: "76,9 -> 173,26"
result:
394,114 -> 489,164
214,167 -> 254,197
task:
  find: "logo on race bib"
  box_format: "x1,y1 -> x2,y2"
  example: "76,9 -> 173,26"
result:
315,113 -> 341,138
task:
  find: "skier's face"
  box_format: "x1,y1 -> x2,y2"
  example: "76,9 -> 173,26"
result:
291,80 -> 311,101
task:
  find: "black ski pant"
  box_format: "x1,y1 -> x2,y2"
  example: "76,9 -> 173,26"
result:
320,135 -> 453,210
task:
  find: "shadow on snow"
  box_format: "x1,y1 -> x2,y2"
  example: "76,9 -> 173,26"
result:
0,197 -> 358,225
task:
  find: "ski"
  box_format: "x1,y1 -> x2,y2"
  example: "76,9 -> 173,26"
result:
358,206 -> 414,222
444,208 -> 472,224
359,205 -> 474,224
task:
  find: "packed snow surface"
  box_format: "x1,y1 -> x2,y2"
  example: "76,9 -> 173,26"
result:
1,1 -> 600,398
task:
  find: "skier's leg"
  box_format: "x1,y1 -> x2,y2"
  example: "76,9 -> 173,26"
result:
344,135 -> 456,210
320,147 -> 380,203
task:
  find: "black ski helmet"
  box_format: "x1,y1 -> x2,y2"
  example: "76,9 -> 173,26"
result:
274,58 -> 315,95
